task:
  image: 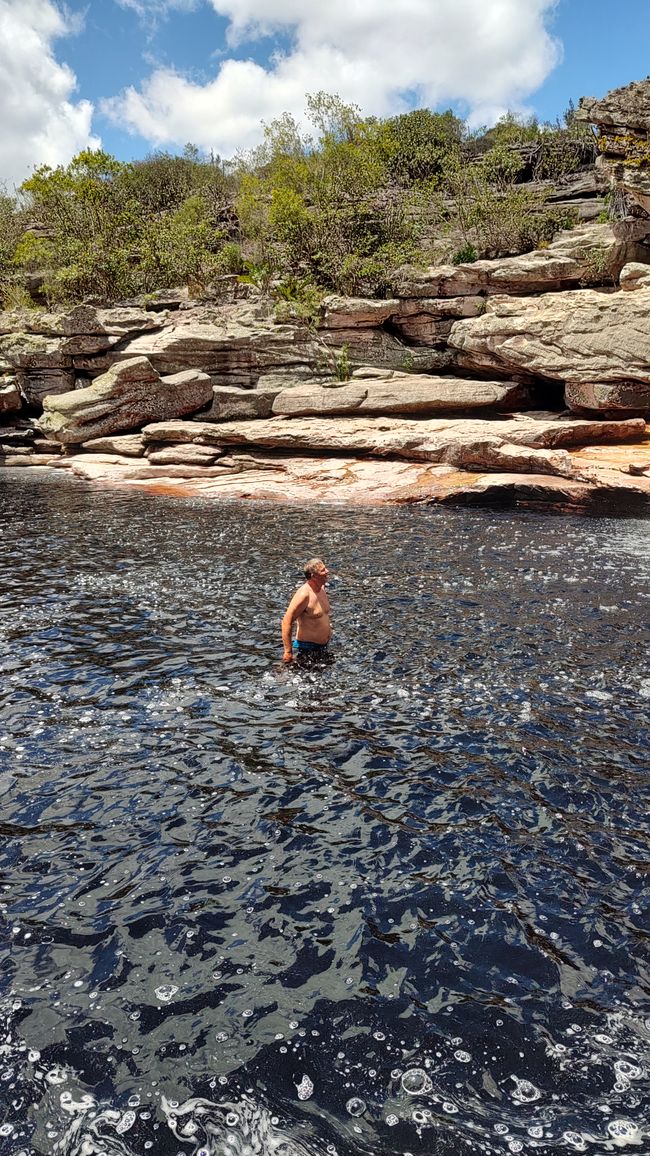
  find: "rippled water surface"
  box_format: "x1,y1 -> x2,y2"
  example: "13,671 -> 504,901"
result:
1,470 -> 650,1156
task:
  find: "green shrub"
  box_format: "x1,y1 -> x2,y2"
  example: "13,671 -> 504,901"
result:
452,243 -> 478,265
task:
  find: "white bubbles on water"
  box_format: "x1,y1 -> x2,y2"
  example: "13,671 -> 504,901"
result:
296,1075 -> 314,1101
401,1068 -> 431,1095
345,1098 -> 366,1117
454,1050 -> 471,1063
511,1077 -> 542,1103
607,1119 -> 641,1146
154,984 -> 178,1003
116,1110 -> 136,1134
614,1059 -> 643,1081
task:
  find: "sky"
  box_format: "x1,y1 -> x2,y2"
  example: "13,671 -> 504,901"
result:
1,0 -> 649,190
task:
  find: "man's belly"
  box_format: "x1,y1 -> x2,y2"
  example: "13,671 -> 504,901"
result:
296,617 -> 331,644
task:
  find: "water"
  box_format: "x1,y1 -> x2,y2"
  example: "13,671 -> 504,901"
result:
0,469 -> 649,1156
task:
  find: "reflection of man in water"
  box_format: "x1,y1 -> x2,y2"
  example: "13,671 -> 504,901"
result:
282,558 -> 332,663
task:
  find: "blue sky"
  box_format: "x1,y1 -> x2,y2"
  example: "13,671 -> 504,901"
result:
1,0 -> 649,188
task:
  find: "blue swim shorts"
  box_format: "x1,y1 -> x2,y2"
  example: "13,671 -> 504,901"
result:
292,639 -> 329,653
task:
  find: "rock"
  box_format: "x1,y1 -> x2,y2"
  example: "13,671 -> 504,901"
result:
393,224 -> 622,298
38,357 -> 214,445
272,372 -> 529,416
448,287 -> 650,410
82,434 -> 146,456
20,369 -> 77,406
146,444 -> 224,466
0,427 -> 34,445
190,413 -> 645,476
0,453 -> 55,467
116,320 -> 324,384
619,262 -> 650,290
0,380 -> 22,414
578,78 -> 650,134
565,381 -> 650,413
320,297 -> 400,328
141,419 -> 223,446
202,383 -> 283,422
0,332 -> 71,369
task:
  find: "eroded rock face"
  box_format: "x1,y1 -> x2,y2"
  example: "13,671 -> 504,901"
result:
271,372 -> 529,417
448,287 -> 650,410
39,357 -> 214,445
392,224 -> 624,298
578,79 -> 650,135
116,320 -> 326,385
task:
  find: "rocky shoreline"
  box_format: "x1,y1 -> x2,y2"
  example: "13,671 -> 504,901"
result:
3,80 -> 650,511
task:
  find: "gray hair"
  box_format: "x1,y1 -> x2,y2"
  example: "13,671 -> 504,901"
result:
304,557 -> 325,579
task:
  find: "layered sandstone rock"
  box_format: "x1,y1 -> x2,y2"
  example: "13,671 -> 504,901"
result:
392,224 -> 624,298
144,412 -> 644,479
39,357 -> 213,444
448,286 -> 650,410
271,372 -> 528,416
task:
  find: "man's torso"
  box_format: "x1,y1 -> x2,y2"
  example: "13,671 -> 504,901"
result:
295,583 -> 331,644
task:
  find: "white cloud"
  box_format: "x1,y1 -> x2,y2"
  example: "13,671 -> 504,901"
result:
115,0 -> 200,22
0,0 -> 99,189
103,0 -> 562,155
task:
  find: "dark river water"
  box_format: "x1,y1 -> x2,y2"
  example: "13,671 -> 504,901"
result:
1,470 -> 650,1156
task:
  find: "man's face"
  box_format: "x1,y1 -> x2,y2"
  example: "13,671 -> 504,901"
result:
314,562 -> 329,582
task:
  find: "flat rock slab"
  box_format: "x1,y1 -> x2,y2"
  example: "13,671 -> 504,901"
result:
272,374 -> 527,416
179,413 -> 646,463
40,446 -> 650,510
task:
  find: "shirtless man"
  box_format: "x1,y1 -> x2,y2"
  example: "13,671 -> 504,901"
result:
281,558 -> 332,663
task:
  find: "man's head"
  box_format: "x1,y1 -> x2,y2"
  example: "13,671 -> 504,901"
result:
304,557 -> 328,581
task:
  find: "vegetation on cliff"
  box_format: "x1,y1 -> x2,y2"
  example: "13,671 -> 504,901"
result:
0,95 -> 593,310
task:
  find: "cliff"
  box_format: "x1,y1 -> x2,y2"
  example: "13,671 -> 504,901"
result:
3,80 -> 650,511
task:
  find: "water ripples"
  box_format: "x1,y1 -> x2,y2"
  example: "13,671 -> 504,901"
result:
0,469 -> 649,1155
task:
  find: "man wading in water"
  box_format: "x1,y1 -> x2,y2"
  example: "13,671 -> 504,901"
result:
281,558 -> 332,663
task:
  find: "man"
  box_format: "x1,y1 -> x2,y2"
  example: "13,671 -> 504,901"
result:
281,558 -> 332,663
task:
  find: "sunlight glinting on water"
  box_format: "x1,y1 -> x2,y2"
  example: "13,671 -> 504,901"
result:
0,470 -> 649,1156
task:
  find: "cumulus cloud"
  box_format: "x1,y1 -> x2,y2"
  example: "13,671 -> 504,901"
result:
0,0 -> 99,189
103,0 -> 562,156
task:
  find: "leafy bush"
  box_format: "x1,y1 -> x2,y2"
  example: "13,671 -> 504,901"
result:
452,243 -> 478,265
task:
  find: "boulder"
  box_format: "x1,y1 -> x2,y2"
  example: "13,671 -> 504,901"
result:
0,379 -> 22,414
117,320 -> 324,385
578,78 -> 650,135
272,372 -> 529,416
38,357 -> 214,445
202,383 -> 283,422
392,224 -> 622,298
565,381 -> 650,413
141,419 -> 222,446
448,287 -> 650,411
619,262 -> 650,290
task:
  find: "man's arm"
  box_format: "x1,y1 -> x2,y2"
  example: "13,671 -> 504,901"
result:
281,587 -> 309,662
